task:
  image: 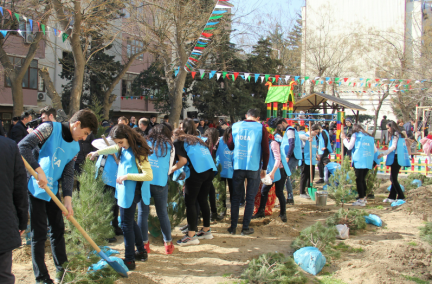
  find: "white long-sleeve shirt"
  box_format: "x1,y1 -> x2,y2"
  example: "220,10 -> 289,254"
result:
343,132 -> 378,153
380,132 -> 399,156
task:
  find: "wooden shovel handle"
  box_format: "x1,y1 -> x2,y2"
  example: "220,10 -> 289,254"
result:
309,121 -> 313,187
22,157 -> 101,253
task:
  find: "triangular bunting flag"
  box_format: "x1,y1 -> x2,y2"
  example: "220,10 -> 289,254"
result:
223,71 -> 228,78
325,77 -> 330,81
285,76 -> 290,83
272,77 -> 275,83
244,73 -> 250,81
232,74 -> 235,81
216,73 -> 221,80
344,78 -> 348,82
62,33 -> 69,42
200,72 -> 206,79
209,70 -> 216,79
29,19 -> 33,32
295,76 -> 300,81
0,31 -> 7,38
265,74 -> 270,81
301,79 -> 305,85
260,76 -> 265,83
255,74 -> 260,83
174,66 -> 180,77
14,13 -> 20,22
199,69 -> 205,78
233,72 -> 239,81
6,9 -> 11,17
305,76 -> 309,81
0,7 -> 3,16
41,24 -> 45,35
275,75 -> 280,82
191,71 -> 196,79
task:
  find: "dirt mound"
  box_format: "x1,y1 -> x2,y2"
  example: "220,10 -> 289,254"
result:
12,245 -> 32,265
403,185 -> 432,220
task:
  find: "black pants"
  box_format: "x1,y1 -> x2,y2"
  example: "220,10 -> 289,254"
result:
318,149 -> 330,179
209,183 -> 217,214
29,191 -> 67,280
300,162 -> 315,195
259,169 -> 287,214
222,178 -> 233,209
354,167 -> 369,199
74,163 -> 82,191
185,169 -> 214,231
389,156 -> 405,200
0,251 -> 14,284
104,185 -> 120,229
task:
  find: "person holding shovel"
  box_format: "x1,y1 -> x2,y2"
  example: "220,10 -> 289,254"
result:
88,124 -> 153,270
18,109 -> 98,284
299,124 -> 320,199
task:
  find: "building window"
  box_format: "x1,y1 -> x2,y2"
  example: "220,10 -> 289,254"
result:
5,57 -> 38,90
122,80 -> 132,96
38,72 -> 45,92
127,39 -> 144,60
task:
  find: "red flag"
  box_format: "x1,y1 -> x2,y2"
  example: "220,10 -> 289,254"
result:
121,97 -> 124,100
191,71 -> 196,79
407,79 -> 411,84
353,83 -> 356,87
140,96 -> 143,100
201,32 -> 213,38
225,73 -> 230,78
37,21 -> 40,31
344,78 -> 348,82
194,47 -> 205,50
6,9 -> 11,17
395,84 -> 399,88
275,75 -> 280,82
375,78 -> 379,82
189,57 -> 198,62
329,81 -> 332,84
233,72 -> 239,81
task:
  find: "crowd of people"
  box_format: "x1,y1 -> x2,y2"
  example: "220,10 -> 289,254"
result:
0,106 -> 419,283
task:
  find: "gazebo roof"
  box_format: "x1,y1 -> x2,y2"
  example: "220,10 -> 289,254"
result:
293,93 -> 367,112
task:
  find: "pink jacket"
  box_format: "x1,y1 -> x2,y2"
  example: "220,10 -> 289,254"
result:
420,137 -> 432,155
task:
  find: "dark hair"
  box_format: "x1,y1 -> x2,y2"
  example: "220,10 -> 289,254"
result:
20,111 -> 31,120
203,128 -> 219,149
387,121 -> 405,138
274,126 -> 283,137
130,116 -> 136,119
40,106 -> 57,118
352,123 -> 372,137
173,128 -> 208,148
118,116 -> 128,123
12,116 -> 19,122
223,126 -> 232,145
246,108 -> 260,118
70,109 -> 98,134
139,118 -> 149,127
147,124 -> 173,158
311,124 -> 320,132
150,114 -> 157,118
276,118 -> 287,126
163,115 -> 169,119
299,126 -> 306,131
322,157 -> 331,164
110,124 -> 152,161
183,118 -> 199,136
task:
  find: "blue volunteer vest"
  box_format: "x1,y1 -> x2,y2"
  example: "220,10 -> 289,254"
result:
215,137 -> 234,179
318,129 -> 333,155
201,136 -> 208,142
147,140 -> 171,187
95,154 -> 118,188
116,148 -> 152,208
386,137 -> 411,167
267,140 -> 281,182
184,142 -> 217,173
352,132 -> 375,169
304,133 -> 318,165
28,122 -> 80,201
326,162 -> 341,175
232,121 -> 263,171
274,133 -> 283,143
280,127 -> 301,176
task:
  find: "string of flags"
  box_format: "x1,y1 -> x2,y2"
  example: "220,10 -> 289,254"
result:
120,95 -> 154,100
184,0 -> 233,72
182,69 -> 432,87
0,6 -> 69,42
336,87 -> 431,94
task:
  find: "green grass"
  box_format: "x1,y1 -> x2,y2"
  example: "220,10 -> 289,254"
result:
375,205 -> 384,209
408,241 -> 418,246
317,276 -> 348,284
402,275 -> 430,284
333,243 -> 364,253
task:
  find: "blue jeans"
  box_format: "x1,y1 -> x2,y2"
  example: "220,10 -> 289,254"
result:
137,184 -> 172,243
231,169 -> 261,230
120,190 -> 145,262
285,157 -> 299,200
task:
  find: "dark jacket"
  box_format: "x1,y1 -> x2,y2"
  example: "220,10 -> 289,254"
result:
0,136 -> 28,253
380,119 -> 388,130
403,122 -> 413,138
76,133 -> 96,165
10,120 -> 28,144
0,120 -> 5,136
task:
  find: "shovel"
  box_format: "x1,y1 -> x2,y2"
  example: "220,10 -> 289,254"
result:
307,121 -> 317,201
22,157 -> 128,277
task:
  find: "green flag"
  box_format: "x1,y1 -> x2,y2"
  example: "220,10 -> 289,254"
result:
14,13 -> 20,22
41,24 -> 45,35
62,33 -> 69,42
265,74 -> 270,82
265,86 -> 291,103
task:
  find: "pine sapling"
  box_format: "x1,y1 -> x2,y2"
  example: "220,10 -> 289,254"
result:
327,158 -> 357,207
213,164 -> 227,214
326,208 -> 367,233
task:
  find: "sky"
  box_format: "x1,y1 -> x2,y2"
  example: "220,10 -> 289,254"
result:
229,0 -> 305,51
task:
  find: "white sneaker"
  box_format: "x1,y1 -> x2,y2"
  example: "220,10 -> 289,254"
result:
176,235 -> 200,246
383,198 -> 395,203
196,229 -> 214,240
352,200 -> 366,206
300,194 -> 311,199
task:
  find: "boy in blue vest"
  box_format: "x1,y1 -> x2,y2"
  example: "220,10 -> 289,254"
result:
299,124 -> 320,199
19,109 -> 98,284
227,109 -> 270,236
317,124 -> 333,184
322,157 -> 340,186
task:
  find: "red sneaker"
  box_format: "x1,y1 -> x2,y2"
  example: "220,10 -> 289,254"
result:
165,242 -> 174,254
144,241 -> 151,253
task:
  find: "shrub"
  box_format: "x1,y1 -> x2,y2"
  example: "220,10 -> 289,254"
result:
327,159 -> 357,207
325,208 -> 367,233
365,166 -> 381,197
241,252 -> 307,284
399,173 -> 432,192
213,164 -> 227,214
420,222 -> 432,245
291,222 -> 340,261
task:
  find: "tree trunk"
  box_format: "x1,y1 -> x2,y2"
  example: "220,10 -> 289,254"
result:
39,68 -> 62,110
371,89 -> 390,137
168,68 -> 187,128
11,80 -> 24,116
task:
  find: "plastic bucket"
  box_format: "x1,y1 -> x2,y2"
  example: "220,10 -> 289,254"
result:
315,191 -> 328,206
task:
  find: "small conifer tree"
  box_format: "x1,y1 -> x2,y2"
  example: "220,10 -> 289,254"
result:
327,158 -> 357,207
326,208 -> 367,233
213,165 -> 227,214
62,159 -> 118,282
365,166 -> 381,197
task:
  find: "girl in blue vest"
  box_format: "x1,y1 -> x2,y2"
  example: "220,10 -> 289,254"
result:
215,127 -> 234,215
299,125 -> 320,199
322,157 -> 341,186
341,124 -> 377,206
378,121 -> 410,202
170,129 -> 217,246
89,124 -> 153,270
317,124 -> 333,184
252,130 -> 288,222
137,123 -> 175,255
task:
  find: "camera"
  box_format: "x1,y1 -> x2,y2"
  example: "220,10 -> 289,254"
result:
27,117 -> 42,128
25,109 -> 68,129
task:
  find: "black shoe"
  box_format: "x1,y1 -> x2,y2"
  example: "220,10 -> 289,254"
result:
134,250 -> 148,262
316,179 -> 325,184
286,199 -> 294,205
227,227 -> 236,235
114,226 -> 123,236
179,224 -> 188,231
36,278 -> 54,284
122,259 -> 136,270
211,212 -> 222,221
367,194 -> 375,199
252,209 -> 265,219
241,228 -> 254,235
107,237 -> 117,243
280,214 -> 287,223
